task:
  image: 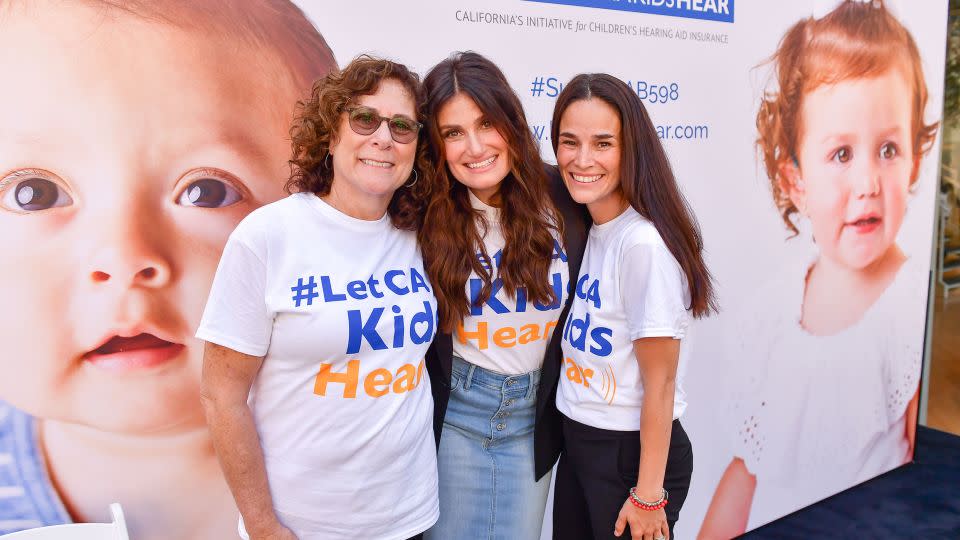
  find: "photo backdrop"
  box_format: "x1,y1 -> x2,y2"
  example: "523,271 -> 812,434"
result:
0,1 -> 946,539
303,0 -> 947,537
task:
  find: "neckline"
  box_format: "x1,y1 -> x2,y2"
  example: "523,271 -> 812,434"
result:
793,252 -> 914,339
589,205 -> 636,238
303,192 -> 391,231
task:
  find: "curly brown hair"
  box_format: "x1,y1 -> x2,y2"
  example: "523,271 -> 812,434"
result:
757,0 -> 939,236
419,52 -> 563,333
288,55 -> 432,231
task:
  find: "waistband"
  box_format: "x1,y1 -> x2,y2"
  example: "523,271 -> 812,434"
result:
452,355 -> 541,399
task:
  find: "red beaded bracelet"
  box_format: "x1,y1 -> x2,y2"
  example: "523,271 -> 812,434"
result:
628,487 -> 668,511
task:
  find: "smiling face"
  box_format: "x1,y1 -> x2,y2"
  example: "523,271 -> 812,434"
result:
436,93 -> 512,204
327,79 -> 418,218
0,5 -> 297,433
785,69 -> 916,271
556,98 -> 626,224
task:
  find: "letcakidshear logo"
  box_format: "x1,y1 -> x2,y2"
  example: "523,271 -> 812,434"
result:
288,267 -> 436,399
563,273 -> 618,404
564,357 -> 618,405
456,240 -> 569,350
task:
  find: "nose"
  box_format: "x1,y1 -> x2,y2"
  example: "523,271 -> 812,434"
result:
465,131 -> 485,156
853,159 -> 881,198
86,203 -> 173,289
370,119 -> 394,148
573,145 -> 594,169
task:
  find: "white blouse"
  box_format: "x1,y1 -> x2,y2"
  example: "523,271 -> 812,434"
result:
728,250 -> 925,529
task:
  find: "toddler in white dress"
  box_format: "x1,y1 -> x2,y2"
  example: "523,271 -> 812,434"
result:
699,0 -> 939,536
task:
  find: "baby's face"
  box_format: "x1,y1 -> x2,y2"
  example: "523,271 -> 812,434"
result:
0,6 -> 296,433
793,69 -> 915,271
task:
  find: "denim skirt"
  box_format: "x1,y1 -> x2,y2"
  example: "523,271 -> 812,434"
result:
424,356 -> 551,540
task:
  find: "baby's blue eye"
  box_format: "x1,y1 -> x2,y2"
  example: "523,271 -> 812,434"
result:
1,175 -> 73,212
177,178 -> 242,208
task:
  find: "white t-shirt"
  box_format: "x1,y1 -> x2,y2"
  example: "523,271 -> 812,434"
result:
196,193 -> 439,540
728,249 -> 925,529
556,206 -> 690,431
452,191 -> 570,375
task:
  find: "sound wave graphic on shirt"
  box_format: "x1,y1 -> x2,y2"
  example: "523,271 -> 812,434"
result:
599,363 -> 617,405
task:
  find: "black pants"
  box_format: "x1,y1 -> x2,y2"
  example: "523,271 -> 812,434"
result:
553,415 -> 694,540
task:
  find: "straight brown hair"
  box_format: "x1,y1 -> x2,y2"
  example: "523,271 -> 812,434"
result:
551,74 -> 717,318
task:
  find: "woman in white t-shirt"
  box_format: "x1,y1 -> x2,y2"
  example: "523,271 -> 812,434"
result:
418,52 -> 590,540
549,74 -> 717,540
196,56 -> 439,540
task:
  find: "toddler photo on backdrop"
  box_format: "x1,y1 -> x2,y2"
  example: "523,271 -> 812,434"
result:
699,0 -> 938,537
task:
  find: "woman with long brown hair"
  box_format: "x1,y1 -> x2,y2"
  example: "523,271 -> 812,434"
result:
419,52 -> 590,539
549,73 -> 716,540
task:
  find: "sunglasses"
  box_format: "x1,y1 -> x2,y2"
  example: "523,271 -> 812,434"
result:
346,106 -> 422,144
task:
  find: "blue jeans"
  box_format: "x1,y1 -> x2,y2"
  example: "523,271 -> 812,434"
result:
424,356 -> 551,540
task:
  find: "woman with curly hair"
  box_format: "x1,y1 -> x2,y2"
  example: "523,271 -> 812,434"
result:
196,55 -> 438,540
420,51 -> 590,540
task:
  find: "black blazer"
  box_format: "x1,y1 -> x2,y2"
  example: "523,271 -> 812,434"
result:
424,165 -> 591,480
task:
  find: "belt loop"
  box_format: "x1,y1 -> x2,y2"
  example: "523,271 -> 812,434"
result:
524,371 -> 536,400
463,363 -> 476,390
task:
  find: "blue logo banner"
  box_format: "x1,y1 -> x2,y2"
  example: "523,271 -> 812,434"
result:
524,0 -> 735,24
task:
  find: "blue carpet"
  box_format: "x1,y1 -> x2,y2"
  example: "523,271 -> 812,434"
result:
743,426 -> 960,539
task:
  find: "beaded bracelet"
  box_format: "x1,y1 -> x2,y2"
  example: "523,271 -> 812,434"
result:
628,487 -> 668,511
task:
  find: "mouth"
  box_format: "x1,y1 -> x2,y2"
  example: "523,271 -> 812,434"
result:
569,173 -> 603,184
83,333 -> 185,372
360,158 -> 394,169
465,155 -> 498,170
846,214 -> 882,234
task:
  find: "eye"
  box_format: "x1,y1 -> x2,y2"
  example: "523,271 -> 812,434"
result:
389,117 -> 414,135
597,141 -> 612,149
443,129 -> 462,139
176,176 -> 243,208
879,142 -> 899,160
831,146 -> 851,164
0,171 -> 73,212
351,108 -> 380,130
480,119 -> 494,129
559,138 -> 577,147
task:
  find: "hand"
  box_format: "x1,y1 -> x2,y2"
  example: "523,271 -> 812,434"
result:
614,499 -> 669,540
249,521 -> 298,540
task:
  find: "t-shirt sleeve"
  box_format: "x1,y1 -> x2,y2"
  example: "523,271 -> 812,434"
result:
618,242 -> 690,341
195,232 -> 273,357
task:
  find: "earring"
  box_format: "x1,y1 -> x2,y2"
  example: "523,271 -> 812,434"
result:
795,177 -> 805,189
324,153 -> 332,169
405,169 -> 418,188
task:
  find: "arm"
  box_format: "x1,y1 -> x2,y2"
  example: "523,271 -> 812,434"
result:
698,458 -> 756,540
614,337 -> 679,540
200,341 -> 296,540
905,388 -> 919,458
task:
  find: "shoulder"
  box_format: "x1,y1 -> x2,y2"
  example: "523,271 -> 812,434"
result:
228,193 -> 313,250
237,193 -> 311,231
885,255 -> 929,308
0,400 -> 29,442
0,403 -> 69,531
617,209 -> 670,255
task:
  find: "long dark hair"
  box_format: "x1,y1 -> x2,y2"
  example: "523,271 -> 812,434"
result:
420,52 -> 562,332
551,74 -> 716,318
